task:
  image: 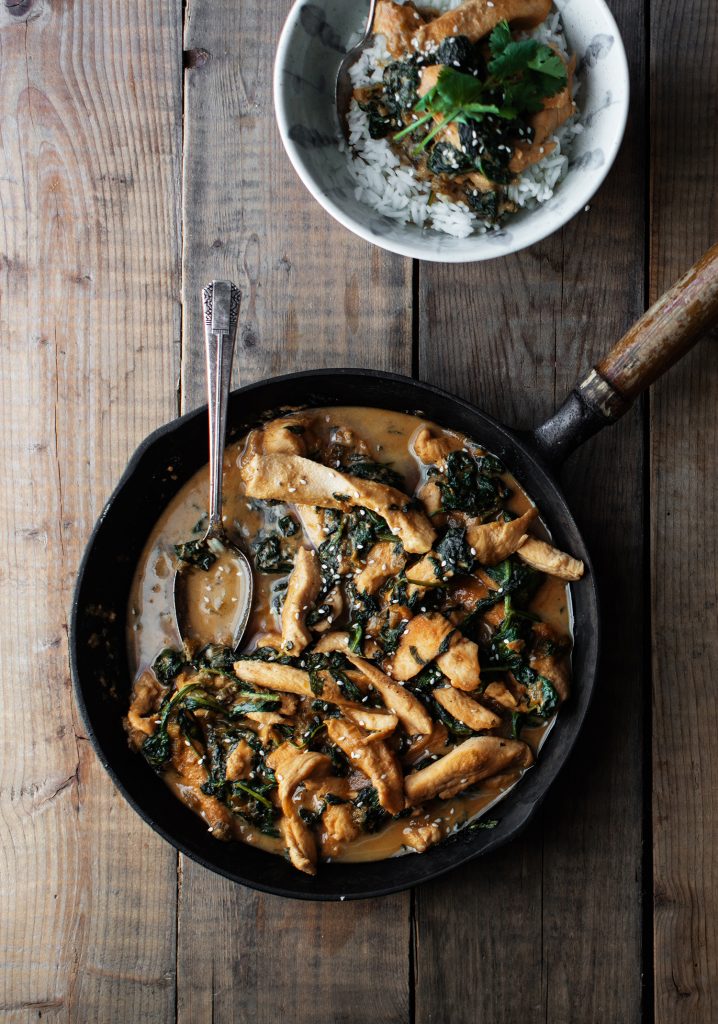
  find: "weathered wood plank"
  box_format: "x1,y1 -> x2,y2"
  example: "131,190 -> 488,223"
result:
650,0 -> 718,1018
0,1 -> 182,1020
414,2 -> 646,1018
177,2 -> 412,1021
180,0 -> 412,399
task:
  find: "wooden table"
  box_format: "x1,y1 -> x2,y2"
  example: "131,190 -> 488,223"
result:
2,0 -> 716,1020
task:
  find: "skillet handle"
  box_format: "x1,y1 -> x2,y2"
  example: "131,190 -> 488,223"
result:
532,242 -> 718,466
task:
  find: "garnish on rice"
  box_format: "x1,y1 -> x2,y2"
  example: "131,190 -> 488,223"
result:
348,0 -> 577,230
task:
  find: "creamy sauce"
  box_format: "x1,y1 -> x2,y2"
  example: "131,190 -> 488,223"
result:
127,406 -> 572,863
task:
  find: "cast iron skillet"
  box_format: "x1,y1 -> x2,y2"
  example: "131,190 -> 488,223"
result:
70,245 -> 718,901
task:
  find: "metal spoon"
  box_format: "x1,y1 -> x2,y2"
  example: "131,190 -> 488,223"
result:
173,281 -> 254,651
335,0 -> 379,140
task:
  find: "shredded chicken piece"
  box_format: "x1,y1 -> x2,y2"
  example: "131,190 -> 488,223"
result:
415,0 -> 551,50
405,551 -> 447,600
234,658 -> 316,698
318,631 -> 434,736
168,725 -> 234,839
326,717 -> 405,815
348,655 -> 433,736
400,819 -> 443,853
294,504 -> 326,546
419,484 -> 443,523
433,686 -> 502,731
529,622 -> 571,701
252,631 -> 284,650
343,706 -> 399,738
413,425 -> 463,467
374,0 -> 427,56
483,681 -> 519,710
267,742 -> 333,875
241,453 -> 435,554
390,613 -> 453,680
261,415 -> 313,456
225,739 -> 254,782
125,670 -> 164,747
235,655 -> 365,710
281,546 -> 322,654
390,612 -> 480,691
464,508 -> 538,565
323,630 -> 432,737
436,635 -> 481,692
404,722 -> 451,766
510,55 -> 576,173
355,540 -> 407,595
321,801 -> 361,858
516,536 -> 584,580
404,736 -> 534,803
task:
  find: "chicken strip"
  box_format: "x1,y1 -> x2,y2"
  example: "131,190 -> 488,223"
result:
326,717 -> 405,815
266,742 -> 333,875
405,550 -> 449,601
404,736 -> 533,803
416,0 -> 551,51
281,546 -> 322,654
436,635 -> 481,692
412,425 -> 464,467
349,655 -> 433,736
516,536 -> 584,580
343,706 -> 399,738
433,685 -> 502,731
225,738 -> 254,782
312,630 -> 432,735
241,453 -> 435,554
234,657 -> 347,707
464,508 -> 538,565
354,540 -> 407,595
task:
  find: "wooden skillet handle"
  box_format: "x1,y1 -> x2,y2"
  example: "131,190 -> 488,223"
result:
533,242 -> 718,465
594,242 -> 718,414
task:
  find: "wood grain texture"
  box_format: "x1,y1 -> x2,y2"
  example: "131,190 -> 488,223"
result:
0,1 -> 182,1020
649,0 -> 718,1019
180,0 -> 412,404
177,3 -> 412,1021
414,2 -> 647,1019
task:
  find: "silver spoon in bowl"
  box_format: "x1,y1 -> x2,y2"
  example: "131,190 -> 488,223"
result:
335,0 -> 379,140
173,281 -> 254,652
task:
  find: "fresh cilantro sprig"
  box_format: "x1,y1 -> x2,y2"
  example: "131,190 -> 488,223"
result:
394,20 -> 568,155
393,70 -> 511,150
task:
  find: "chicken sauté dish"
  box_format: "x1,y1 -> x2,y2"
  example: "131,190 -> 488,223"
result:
126,407 -> 583,875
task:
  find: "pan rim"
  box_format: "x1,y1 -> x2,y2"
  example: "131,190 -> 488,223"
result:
70,367 -> 600,900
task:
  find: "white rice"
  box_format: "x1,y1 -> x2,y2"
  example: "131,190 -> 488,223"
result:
341,5 -> 583,238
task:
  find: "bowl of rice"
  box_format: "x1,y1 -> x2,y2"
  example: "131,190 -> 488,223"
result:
273,0 -> 629,262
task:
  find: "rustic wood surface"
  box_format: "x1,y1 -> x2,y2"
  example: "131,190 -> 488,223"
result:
0,0 -> 715,1021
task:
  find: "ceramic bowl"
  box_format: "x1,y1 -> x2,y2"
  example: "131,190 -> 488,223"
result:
273,0 -> 630,262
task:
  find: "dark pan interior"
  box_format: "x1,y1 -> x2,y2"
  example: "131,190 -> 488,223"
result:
70,369 -> 599,900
